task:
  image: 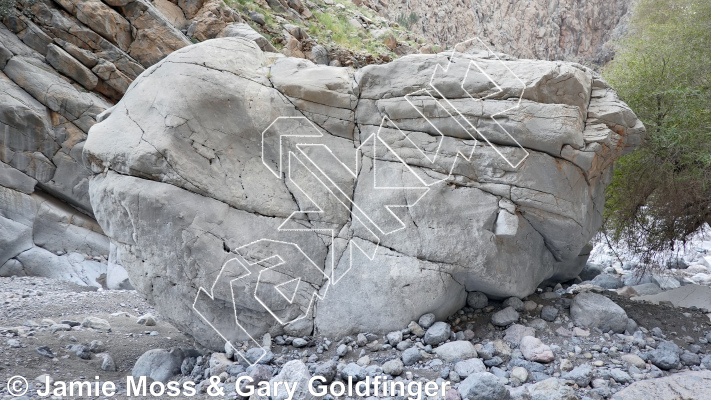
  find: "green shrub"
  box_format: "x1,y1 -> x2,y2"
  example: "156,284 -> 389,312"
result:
602,0 -> 711,263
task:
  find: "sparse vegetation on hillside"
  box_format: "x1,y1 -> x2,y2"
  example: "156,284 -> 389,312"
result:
309,10 -> 362,49
0,0 -> 14,17
0,0 -> 36,17
396,11 -> 418,29
226,0 -> 425,64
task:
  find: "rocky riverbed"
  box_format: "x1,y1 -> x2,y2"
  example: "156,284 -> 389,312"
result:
2,272 -> 711,399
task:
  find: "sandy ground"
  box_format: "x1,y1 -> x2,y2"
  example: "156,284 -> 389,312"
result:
0,276 -> 210,399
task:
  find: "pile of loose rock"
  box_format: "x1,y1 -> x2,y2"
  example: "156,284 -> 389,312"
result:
2,274 -> 711,399
124,283 -> 711,400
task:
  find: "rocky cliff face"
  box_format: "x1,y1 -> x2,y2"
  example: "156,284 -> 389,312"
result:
360,0 -> 632,66
1,0 -> 385,286
0,0 -> 192,286
83,38 -> 642,349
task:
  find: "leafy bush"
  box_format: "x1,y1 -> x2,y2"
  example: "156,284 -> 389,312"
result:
602,0 -> 711,263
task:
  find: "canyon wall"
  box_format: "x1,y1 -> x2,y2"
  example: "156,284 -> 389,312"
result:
362,0 -> 633,66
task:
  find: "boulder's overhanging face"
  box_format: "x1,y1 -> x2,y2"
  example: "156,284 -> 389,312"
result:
84,37 -> 643,349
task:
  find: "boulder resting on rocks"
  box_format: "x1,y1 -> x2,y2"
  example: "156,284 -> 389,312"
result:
83,37 -> 643,349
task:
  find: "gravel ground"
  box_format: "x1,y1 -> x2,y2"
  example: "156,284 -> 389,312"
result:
1,276 -> 711,400
0,276 -> 209,399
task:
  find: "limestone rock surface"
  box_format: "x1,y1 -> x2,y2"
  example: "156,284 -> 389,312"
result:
83,37 -> 642,349
611,371 -> 711,400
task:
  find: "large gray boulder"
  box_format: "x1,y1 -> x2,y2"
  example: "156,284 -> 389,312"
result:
83,38 -> 643,350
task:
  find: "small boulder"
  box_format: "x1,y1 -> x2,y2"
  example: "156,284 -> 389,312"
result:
434,341 -> 477,362
132,348 -> 185,382
631,283 -> 662,296
269,360 -> 313,400
503,297 -> 525,311
562,363 -> 593,387
245,347 -> 274,364
646,341 -> 680,370
50,324 -> 71,333
98,353 -> 117,371
81,317 -> 111,330
402,347 -> 423,366
491,307 -> 519,327
340,363 -> 367,382
510,366 -> 528,385
408,321 -> 425,337
454,358 -> 486,378
570,292 -> 628,333
424,322 -> 451,346
248,11 -> 266,26
680,350 -> 701,366
579,263 -> 603,281
467,292 -> 488,309
137,314 -> 156,326
528,378 -> 576,400
35,346 -> 54,358
540,306 -> 558,322
386,330 -> 403,346
609,368 -> 633,384
503,324 -> 535,345
519,336 -> 555,363
418,313 -> 436,329
457,372 -> 510,400
68,344 -> 91,360
652,274 -> 681,290
314,360 -> 337,383
621,354 -> 646,369
591,274 -> 624,289
382,358 -> 404,376
209,352 -> 234,375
